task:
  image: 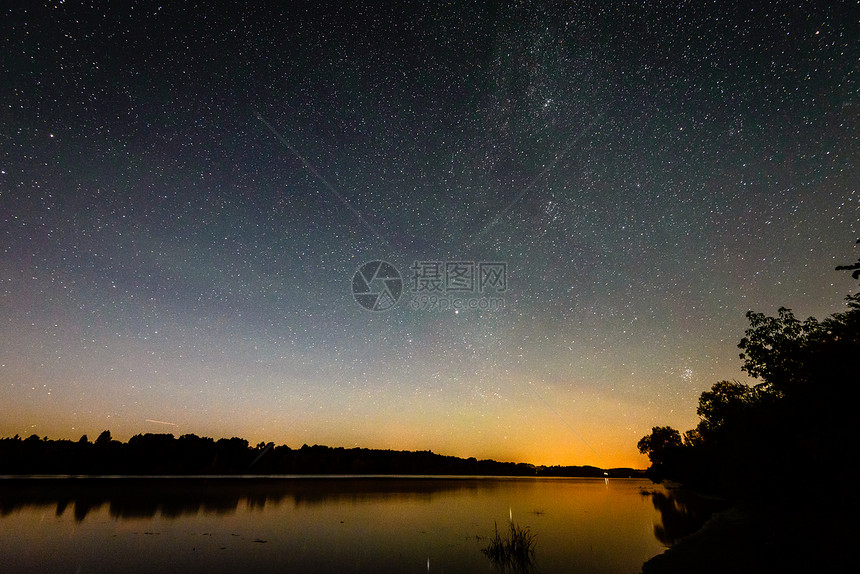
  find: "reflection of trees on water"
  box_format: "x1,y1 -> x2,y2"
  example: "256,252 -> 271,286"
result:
646,489 -> 727,546
0,477 -> 492,521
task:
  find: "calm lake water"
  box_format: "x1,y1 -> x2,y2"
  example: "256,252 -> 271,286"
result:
0,477 -> 685,574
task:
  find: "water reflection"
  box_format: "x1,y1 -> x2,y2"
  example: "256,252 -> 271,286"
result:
1,477 -> 667,574
0,477 -> 493,521
643,488 -> 728,546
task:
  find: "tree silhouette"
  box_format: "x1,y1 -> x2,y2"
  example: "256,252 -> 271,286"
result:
94,430 -> 112,446
835,239 -> 860,279
695,380 -> 756,439
637,426 -> 684,481
640,243 -> 860,496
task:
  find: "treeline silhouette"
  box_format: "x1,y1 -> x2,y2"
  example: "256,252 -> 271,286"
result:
0,431 -> 640,477
636,248 -> 860,573
638,246 -> 860,499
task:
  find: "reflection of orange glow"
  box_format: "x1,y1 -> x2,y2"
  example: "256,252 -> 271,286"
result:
0,478 -> 665,573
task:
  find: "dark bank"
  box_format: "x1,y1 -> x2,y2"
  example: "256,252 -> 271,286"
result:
635,254 -> 860,572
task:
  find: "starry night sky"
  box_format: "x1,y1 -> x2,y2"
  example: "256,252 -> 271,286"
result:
1,1 -> 857,468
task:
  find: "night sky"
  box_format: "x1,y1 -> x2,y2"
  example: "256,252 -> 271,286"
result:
1,1 -> 857,468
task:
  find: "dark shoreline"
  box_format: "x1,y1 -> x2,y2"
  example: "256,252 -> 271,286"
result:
0,473 -> 640,481
641,493 -> 857,574
0,433 -> 644,478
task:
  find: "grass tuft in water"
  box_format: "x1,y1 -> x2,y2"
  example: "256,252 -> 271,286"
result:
481,520 -> 537,572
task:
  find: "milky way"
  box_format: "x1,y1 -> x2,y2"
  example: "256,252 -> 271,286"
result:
1,1 -> 857,467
